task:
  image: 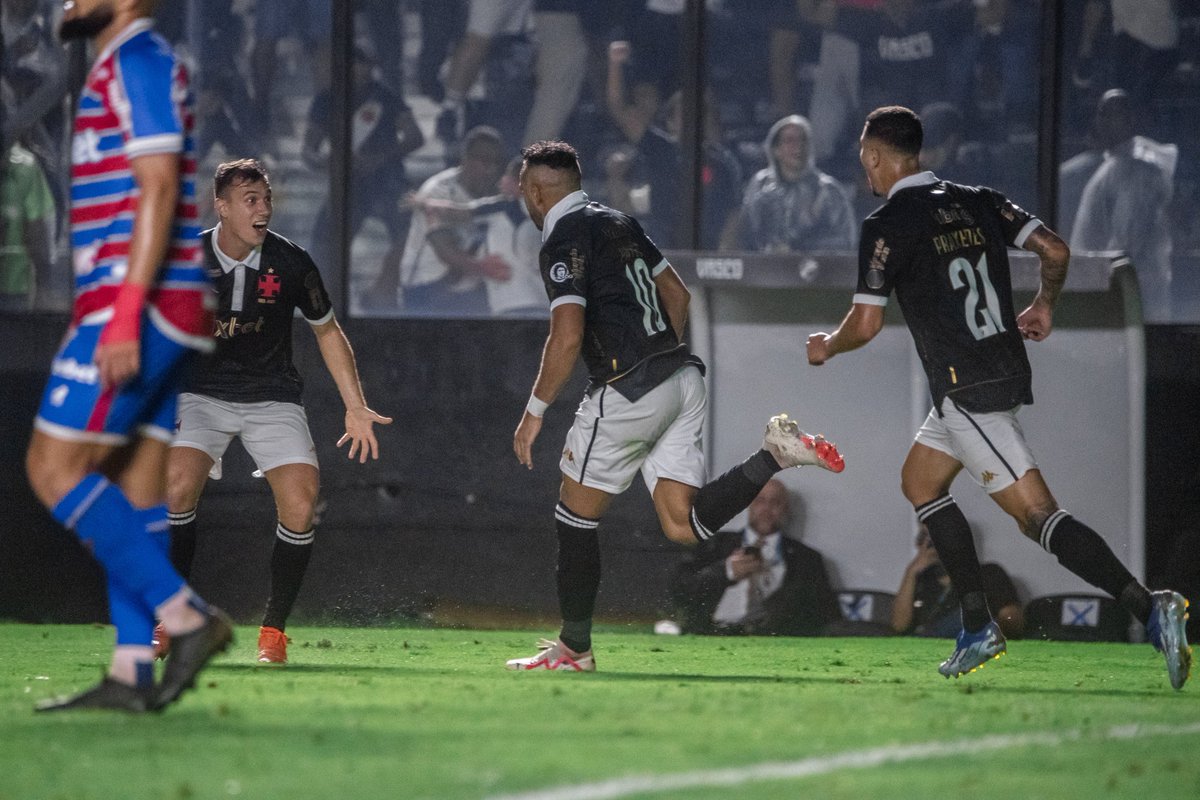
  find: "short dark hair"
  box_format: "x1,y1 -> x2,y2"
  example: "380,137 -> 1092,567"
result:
864,106 -> 923,156
521,140 -> 582,178
214,158 -> 270,198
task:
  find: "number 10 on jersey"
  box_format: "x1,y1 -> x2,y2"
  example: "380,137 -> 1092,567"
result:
626,258 -> 668,335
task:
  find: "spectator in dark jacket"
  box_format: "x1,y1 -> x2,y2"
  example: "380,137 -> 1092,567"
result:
670,480 -> 840,636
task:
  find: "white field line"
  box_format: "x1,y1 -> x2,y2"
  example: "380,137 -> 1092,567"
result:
486,722 -> 1200,800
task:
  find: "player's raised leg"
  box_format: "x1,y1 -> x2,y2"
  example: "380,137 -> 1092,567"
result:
686,413 -> 844,543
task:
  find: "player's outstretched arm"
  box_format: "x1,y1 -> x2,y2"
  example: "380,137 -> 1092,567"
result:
1017,225 -> 1070,342
311,318 -> 393,462
515,303 -> 584,469
807,303 -> 884,365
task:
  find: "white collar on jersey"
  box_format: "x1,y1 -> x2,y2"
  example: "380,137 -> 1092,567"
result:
541,190 -> 588,243
888,170 -> 939,199
92,18 -> 156,68
212,223 -> 263,273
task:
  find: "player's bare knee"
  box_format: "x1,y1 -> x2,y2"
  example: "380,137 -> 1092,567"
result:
662,520 -> 696,546
24,450 -> 58,508
165,466 -> 204,511
25,448 -> 82,510
1020,505 -> 1058,541
275,481 -> 319,528
900,473 -> 933,507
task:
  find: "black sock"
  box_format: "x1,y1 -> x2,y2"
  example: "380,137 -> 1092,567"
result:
690,450 -> 782,540
917,495 -> 990,632
1040,510 -> 1150,623
168,508 -> 198,578
262,522 -> 314,631
555,502 -> 600,654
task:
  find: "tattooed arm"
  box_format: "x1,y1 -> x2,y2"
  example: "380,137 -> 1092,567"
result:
1017,225 -> 1070,342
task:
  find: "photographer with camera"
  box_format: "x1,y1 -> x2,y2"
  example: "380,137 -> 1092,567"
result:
892,523 -> 1025,640
668,479 -> 840,636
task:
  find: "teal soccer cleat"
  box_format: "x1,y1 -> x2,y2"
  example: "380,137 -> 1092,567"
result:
938,620 -> 1007,678
1147,590 -> 1192,690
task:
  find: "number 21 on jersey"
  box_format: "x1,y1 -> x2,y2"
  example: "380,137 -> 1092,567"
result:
949,253 -> 1006,341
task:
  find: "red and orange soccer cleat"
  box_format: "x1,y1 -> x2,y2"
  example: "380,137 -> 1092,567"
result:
257,626 -> 290,664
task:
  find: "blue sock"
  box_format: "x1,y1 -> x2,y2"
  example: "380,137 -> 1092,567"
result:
108,578 -> 155,648
103,504 -> 175,650
52,474 -> 185,611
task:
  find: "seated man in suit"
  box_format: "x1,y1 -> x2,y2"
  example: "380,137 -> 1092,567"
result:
669,479 -> 840,636
892,523 -> 1025,639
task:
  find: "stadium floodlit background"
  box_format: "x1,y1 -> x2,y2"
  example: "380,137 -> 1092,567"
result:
1,2 -> 1198,630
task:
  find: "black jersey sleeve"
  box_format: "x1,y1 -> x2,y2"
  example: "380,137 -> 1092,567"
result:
984,188 -> 1041,248
539,230 -> 587,309
852,216 -> 897,306
296,249 -> 334,323
628,216 -> 668,275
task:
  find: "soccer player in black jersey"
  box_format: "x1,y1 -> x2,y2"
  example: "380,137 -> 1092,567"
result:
506,141 -> 846,671
160,159 -> 392,664
807,106 -> 1190,688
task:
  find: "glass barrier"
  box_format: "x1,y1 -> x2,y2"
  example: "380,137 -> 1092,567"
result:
1,1 -> 1197,322
1058,1 -> 1200,323
703,0 -> 1040,256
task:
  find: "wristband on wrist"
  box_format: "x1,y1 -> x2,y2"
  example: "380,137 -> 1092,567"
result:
526,394 -> 549,418
99,282 -> 149,345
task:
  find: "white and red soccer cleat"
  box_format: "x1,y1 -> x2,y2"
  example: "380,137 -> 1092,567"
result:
505,638 -> 595,672
763,413 -> 845,473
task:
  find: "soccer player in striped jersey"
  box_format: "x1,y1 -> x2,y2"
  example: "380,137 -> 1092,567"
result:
807,105 -> 1190,689
25,0 -> 232,712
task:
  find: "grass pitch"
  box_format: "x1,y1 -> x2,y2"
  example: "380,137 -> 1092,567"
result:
1,624 -> 1197,800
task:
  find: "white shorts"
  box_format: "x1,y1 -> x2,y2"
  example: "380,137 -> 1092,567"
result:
915,398 -> 1037,494
172,393 -> 319,475
560,366 -> 707,495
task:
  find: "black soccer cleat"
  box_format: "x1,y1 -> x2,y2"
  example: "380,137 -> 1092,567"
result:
36,675 -> 154,714
153,607 -> 234,710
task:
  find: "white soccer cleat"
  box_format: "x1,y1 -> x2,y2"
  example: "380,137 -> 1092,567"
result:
505,638 -> 596,672
763,414 -> 845,473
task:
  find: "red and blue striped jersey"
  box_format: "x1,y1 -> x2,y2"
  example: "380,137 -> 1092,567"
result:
69,19 -> 211,349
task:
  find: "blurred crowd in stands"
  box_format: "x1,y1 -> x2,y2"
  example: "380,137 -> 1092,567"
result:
2,0 -> 1198,320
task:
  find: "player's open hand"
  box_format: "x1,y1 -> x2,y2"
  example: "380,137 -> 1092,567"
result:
95,339 -> 141,388
337,406 -> 393,463
806,332 -> 832,365
1016,302 -> 1053,342
513,412 -> 543,470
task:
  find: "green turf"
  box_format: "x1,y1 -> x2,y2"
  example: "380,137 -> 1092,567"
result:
1,624 -> 1196,799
